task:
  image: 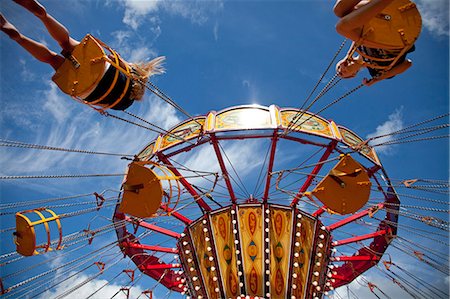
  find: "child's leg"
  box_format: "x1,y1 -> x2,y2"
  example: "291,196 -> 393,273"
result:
333,0 -> 363,17
13,0 -> 79,53
1,14 -> 64,70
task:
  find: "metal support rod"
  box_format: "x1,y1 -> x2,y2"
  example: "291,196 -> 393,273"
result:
142,264 -> 182,270
291,140 -> 338,207
331,255 -> 381,262
210,133 -> 237,203
121,242 -> 178,254
160,204 -> 193,225
157,153 -> 212,212
333,229 -> 388,247
326,203 -> 384,231
124,216 -> 181,238
262,131 -> 278,202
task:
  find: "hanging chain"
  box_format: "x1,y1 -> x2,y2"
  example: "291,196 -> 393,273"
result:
0,139 -> 133,157
0,173 -> 124,180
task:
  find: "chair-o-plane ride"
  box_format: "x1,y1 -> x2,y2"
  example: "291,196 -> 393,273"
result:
111,104 -> 400,299
3,0 -> 443,299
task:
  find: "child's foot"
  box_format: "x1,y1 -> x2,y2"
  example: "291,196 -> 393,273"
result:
0,14 -> 21,40
13,0 -> 46,18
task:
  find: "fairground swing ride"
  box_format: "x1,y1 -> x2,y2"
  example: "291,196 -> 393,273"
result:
0,1 -> 449,299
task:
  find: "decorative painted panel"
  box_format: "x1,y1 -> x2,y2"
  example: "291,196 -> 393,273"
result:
211,210 -> 240,298
269,207 -> 292,299
238,206 -> 264,296
280,110 -> 333,138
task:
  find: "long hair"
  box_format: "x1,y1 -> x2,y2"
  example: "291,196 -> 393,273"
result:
129,56 -> 165,101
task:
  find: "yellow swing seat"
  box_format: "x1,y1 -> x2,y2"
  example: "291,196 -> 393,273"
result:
360,0 -> 422,49
15,208 -> 62,256
119,161 -> 180,219
309,154 -> 372,215
51,34 -> 133,111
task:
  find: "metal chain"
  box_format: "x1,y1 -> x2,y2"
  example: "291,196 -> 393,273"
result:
315,83 -> 365,116
104,111 -> 167,134
0,173 -> 124,180
0,139 -> 133,157
370,113 -> 449,141
286,39 -> 348,133
0,192 -> 94,210
373,135 -> 449,146
144,80 -> 202,127
366,124 -> 449,142
123,111 -> 196,146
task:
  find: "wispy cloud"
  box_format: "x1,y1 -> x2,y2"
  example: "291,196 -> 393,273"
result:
213,21 -> 220,41
110,30 -> 160,63
0,81 -> 181,194
416,0 -> 449,37
116,0 -> 224,30
366,108 -> 404,155
19,59 -> 36,82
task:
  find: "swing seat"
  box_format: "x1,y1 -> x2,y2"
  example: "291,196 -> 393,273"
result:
311,155 -> 371,215
15,208 -> 62,256
119,162 -> 164,219
362,0 -> 422,48
52,34 -> 132,110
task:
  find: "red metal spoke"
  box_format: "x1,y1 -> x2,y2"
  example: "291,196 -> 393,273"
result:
326,203 -> 384,231
141,264 -> 181,270
262,131 -> 278,202
124,216 -> 181,238
121,242 -> 178,254
157,153 -> 212,212
160,204 -> 192,225
210,133 -> 237,203
333,229 -> 388,247
291,140 -> 338,207
331,255 -> 381,262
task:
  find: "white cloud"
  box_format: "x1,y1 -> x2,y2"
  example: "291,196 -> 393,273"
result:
110,30 -> 160,63
213,21 -> 219,41
416,0 -> 449,37
177,139 -> 265,198
121,0 -> 160,30
117,0 -> 223,29
366,108 -> 404,155
42,82 -> 73,124
129,46 -> 158,63
0,83 -> 182,194
19,59 -> 36,82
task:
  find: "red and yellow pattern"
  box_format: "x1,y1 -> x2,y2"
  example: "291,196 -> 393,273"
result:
160,118 -> 205,150
269,208 -> 292,299
211,211 -> 239,298
280,110 -> 333,138
239,206 -> 264,296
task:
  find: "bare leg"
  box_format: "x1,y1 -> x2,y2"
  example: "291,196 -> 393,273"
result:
336,0 -> 394,40
13,0 -> 79,53
1,13 -> 64,70
333,0 -> 363,17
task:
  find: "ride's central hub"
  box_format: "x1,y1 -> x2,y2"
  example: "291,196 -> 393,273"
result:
177,204 -> 331,299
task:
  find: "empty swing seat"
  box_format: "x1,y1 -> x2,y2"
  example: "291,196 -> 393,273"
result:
15,208 -> 62,256
119,162 -> 164,219
310,155 -> 372,215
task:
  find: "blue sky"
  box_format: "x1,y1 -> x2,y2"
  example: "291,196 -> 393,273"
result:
0,0 -> 448,298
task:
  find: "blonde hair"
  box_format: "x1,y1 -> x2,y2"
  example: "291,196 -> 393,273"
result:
129,56 -> 165,101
